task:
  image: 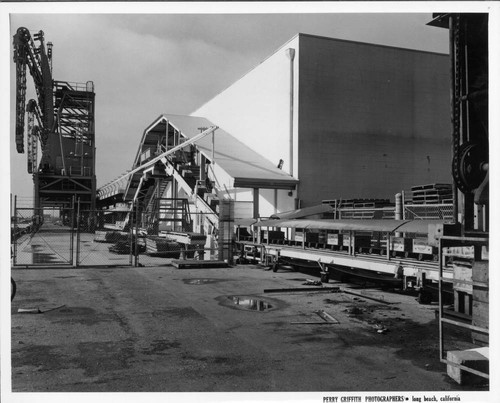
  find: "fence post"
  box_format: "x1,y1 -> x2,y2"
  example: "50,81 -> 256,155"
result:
129,201 -> 134,266
70,196 -> 75,266
76,198 -> 81,267
13,195 -> 17,265
134,200 -> 139,267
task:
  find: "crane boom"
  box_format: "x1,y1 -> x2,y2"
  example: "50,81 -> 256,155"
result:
13,27 -> 54,153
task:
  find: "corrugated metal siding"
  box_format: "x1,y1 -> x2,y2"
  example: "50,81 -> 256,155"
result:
297,35 -> 451,206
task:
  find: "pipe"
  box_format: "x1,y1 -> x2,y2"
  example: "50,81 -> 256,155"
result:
395,193 -> 402,220
285,48 -> 295,177
395,193 -> 402,237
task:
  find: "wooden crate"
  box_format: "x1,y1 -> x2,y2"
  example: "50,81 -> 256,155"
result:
472,261 -> 489,345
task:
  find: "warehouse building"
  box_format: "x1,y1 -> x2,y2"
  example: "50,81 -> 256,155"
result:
99,33 -> 451,223
192,33 -> 451,213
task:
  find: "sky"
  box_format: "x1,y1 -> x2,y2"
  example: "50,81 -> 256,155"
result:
4,5 -> 457,204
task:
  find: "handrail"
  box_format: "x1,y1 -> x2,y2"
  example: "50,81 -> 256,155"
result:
104,126 -> 217,189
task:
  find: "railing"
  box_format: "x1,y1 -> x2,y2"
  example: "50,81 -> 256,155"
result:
68,166 -> 92,176
54,80 -> 94,93
140,148 -> 151,163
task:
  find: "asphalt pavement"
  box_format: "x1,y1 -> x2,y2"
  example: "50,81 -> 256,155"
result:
9,263 -> 486,396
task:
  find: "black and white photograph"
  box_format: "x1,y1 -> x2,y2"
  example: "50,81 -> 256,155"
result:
1,2 -> 498,402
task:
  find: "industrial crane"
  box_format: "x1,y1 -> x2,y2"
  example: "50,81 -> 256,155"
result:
13,27 -> 96,210
429,14 -> 489,233
13,28 -> 53,163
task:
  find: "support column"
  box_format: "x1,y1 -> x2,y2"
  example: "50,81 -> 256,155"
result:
274,189 -> 278,214
200,155 -> 206,182
395,192 -> 402,237
33,173 -> 40,209
285,48 -> 296,177
253,188 -> 259,219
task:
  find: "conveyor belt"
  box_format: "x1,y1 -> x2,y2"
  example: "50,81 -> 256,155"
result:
236,241 -> 453,282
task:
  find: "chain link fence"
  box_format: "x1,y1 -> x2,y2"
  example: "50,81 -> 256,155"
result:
75,209 -> 133,266
11,199 -> 230,268
12,207 -> 74,266
404,203 -> 454,222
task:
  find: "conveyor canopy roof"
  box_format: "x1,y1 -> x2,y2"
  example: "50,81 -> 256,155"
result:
98,114 -> 298,201
255,218 -> 448,234
270,204 -> 335,220
157,114 -> 298,190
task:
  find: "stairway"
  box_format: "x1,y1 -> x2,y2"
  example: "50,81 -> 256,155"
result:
156,198 -> 192,233
164,159 -> 219,224
144,178 -> 171,234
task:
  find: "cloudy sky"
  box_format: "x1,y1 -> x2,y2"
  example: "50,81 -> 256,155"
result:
1,3 -> 488,203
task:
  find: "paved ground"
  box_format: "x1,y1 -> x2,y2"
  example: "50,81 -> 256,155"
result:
10,262 -> 488,395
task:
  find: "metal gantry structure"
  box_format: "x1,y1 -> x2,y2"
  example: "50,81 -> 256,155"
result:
429,13 -> 489,383
428,14 -> 489,232
13,27 -> 96,210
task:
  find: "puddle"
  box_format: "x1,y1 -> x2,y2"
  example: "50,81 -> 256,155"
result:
218,295 -> 275,312
181,278 -> 227,285
183,279 -> 215,285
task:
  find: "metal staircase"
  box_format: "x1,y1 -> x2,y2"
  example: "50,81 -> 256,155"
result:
120,126 -> 221,234
164,158 -> 219,223
156,198 -> 192,233
143,178 -> 171,234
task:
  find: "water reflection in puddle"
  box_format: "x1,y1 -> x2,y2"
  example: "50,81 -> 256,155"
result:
230,296 -> 273,311
183,278 -> 223,285
186,279 -> 212,285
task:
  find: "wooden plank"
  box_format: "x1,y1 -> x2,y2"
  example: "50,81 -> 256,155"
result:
411,183 -> 452,191
472,261 -> 489,283
412,189 -> 452,197
472,300 -> 489,345
473,289 -> 489,303
472,301 -> 489,323
171,260 -> 229,269
340,288 -> 395,304
264,286 -> 340,293
316,310 -> 340,323
291,321 -> 338,325
464,294 -> 472,316
453,264 -> 473,293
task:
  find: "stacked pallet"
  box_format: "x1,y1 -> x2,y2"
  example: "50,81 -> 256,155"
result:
411,184 -> 453,204
109,239 -> 146,255
322,198 -> 392,219
95,231 -> 128,243
341,210 -> 375,219
322,198 -> 391,209
472,261 -> 489,346
352,199 -> 392,208
146,236 -> 181,258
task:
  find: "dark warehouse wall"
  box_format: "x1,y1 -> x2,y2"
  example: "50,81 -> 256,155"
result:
297,34 -> 452,205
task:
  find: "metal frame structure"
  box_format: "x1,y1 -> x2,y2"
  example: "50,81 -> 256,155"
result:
438,235 -> 489,380
428,13 -> 490,383
13,27 -> 96,210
